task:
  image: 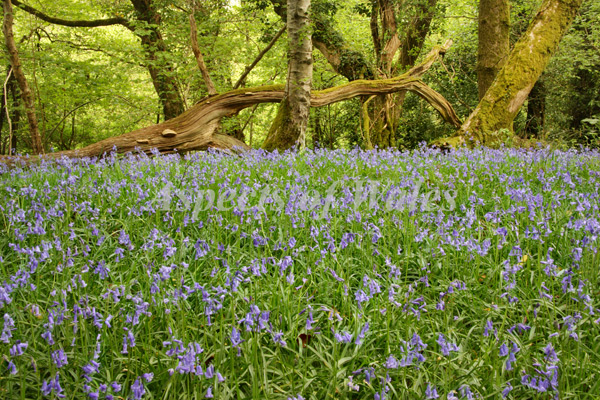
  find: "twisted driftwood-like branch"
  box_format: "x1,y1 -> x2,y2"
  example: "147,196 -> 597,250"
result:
1,41 -> 459,163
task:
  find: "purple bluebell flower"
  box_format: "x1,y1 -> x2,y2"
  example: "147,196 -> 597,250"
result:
437,333 -> 460,356
355,289 -> 369,309
484,319 -> 497,338
51,348 -> 68,368
459,385 -> 474,399
231,326 -> 243,348
543,343 -> 559,364
131,378 -> 146,400
41,373 -> 65,398
9,341 -> 28,357
111,381 -> 121,392
355,322 -> 370,345
329,268 -> 345,282
384,355 -> 399,369
425,383 -> 439,399
7,359 -> 17,375
2,313 -> 16,343
272,331 -> 287,347
334,330 -> 353,343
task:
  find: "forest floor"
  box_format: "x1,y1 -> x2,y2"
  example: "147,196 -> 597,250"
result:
1,146 -> 599,399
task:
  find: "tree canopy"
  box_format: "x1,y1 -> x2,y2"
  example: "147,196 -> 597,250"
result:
0,0 -> 598,157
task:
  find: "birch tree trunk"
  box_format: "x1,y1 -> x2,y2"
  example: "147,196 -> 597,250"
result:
263,0 -> 313,151
3,0 -> 43,154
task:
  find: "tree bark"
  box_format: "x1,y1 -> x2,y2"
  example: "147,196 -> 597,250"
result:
450,0 -> 584,146
477,0 -> 510,100
263,0 -> 313,151
270,0 -> 373,81
0,42 -> 458,163
3,0 -> 43,154
11,0 -> 130,27
398,0 -> 438,71
269,0 -> 438,149
189,13 -> 217,96
130,0 -> 185,120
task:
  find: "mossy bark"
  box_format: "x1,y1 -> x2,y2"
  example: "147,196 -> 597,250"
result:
367,0 -> 438,149
130,0 -> 185,121
477,0 -> 510,100
262,97 -> 294,151
269,0 -> 438,149
458,0 -> 584,146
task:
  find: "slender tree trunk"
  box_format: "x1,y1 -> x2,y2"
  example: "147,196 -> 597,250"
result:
263,0 -> 313,151
7,71 -> 20,155
130,0 -> 185,120
366,0 -> 438,149
477,0 -> 510,100
456,0 -> 584,146
270,0 -> 373,81
3,0 -> 43,154
189,13 -> 217,96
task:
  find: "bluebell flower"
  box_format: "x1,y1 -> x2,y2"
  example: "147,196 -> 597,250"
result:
334,330 -> 353,343
384,355 -> 399,369
7,359 -> 17,375
272,331 -> 287,347
51,348 -> 68,368
2,313 -> 16,343
131,378 -> 146,400
205,365 -> 214,379
437,333 -> 460,356
425,383 -> 439,399
355,322 -> 370,345
9,341 -> 28,357
458,385 -> 474,400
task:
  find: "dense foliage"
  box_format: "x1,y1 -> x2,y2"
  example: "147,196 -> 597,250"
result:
0,0 -> 598,153
1,147 -> 599,398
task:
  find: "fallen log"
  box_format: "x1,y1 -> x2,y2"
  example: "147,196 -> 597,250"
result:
1,41 -> 459,163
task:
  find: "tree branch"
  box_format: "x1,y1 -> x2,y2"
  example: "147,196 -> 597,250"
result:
189,13 -> 217,96
11,0 -> 132,29
397,0 -> 438,72
1,41 -> 457,163
233,25 -> 286,90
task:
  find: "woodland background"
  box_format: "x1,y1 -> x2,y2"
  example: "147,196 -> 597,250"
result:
0,0 -> 598,155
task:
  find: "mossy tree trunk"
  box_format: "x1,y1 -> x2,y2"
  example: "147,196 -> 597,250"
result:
3,0 -> 43,154
477,0 -> 510,100
129,0 -> 185,121
263,0 -> 313,152
455,0 -> 584,146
